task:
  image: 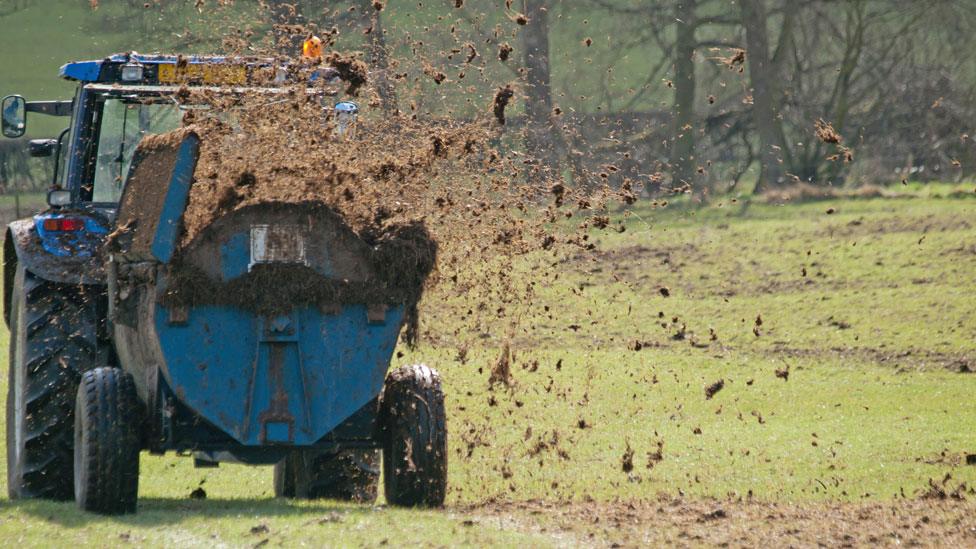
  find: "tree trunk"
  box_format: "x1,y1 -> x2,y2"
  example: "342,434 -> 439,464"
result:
522,0 -> 557,185
367,8 -> 398,113
741,0 -> 786,191
671,1 -> 697,188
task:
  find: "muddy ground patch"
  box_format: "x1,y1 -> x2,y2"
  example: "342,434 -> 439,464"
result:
468,498 -> 976,547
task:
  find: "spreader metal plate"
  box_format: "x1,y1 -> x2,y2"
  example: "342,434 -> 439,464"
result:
250,224 -> 306,270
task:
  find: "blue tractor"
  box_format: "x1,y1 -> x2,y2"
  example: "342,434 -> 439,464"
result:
1,53 -> 447,514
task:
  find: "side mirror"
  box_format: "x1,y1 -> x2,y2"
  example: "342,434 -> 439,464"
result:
334,101 -> 359,139
29,138 -> 58,158
2,95 -> 26,138
47,189 -> 71,207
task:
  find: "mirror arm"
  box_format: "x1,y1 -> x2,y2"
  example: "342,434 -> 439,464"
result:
26,100 -> 73,117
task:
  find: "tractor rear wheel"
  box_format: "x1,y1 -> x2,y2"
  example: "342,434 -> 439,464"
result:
274,449 -> 379,502
380,364 -> 447,507
73,367 -> 141,514
6,267 -> 99,500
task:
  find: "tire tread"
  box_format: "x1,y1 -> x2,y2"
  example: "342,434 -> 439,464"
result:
7,270 -> 99,500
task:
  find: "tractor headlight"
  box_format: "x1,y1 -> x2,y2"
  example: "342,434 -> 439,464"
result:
120,63 -> 144,82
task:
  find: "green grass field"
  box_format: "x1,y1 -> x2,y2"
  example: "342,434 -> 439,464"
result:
0,193 -> 974,546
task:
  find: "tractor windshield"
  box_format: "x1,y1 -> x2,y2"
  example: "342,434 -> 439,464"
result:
83,84 -> 330,204
92,97 -> 180,202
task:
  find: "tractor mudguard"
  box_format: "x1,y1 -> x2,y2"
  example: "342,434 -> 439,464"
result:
3,220 -> 105,325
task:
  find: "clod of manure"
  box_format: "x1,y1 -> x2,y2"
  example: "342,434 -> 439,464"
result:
621,443 -> 635,473
549,182 -> 566,207
839,147 -> 854,162
493,84 -> 515,125
659,287 -> 671,297
424,64 -> 447,85
646,441 -> 664,469
514,13 -> 529,25
815,119 -> 842,144
498,43 -> 513,61
700,508 -> 727,521
704,379 -> 725,400
323,52 -> 368,96
489,341 -> 513,387
724,49 -> 746,69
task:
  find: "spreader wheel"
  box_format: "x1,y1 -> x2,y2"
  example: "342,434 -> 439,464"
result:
274,449 -> 379,502
73,367 -> 141,514
380,364 -> 447,507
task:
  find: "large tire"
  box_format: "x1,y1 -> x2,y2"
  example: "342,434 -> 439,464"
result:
380,364 -> 447,507
73,367 -> 141,514
6,267 -> 99,500
274,449 -> 379,502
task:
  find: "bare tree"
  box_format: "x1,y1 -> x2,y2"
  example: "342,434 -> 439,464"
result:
671,1 -> 697,187
521,0 -> 558,184
739,0 -> 795,191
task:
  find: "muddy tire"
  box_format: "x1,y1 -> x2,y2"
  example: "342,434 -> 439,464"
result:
73,367 -> 141,514
274,449 -> 379,502
380,364 -> 447,507
6,268 -> 99,500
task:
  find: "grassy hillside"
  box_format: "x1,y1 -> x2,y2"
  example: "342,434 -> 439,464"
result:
0,194 -> 973,546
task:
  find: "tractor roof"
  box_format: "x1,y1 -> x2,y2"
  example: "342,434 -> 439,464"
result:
59,52 -> 322,87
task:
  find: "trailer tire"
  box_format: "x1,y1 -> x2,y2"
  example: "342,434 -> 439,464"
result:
380,364 -> 447,507
6,267 -> 99,500
274,449 -> 379,502
73,367 -> 141,514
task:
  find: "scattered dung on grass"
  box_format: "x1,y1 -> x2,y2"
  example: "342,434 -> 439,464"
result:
620,443 -> 635,473
704,379 -> 725,400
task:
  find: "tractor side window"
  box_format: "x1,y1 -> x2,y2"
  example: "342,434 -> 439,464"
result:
91,98 -> 179,203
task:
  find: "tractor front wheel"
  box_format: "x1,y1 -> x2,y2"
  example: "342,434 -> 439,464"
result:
380,364 -> 447,507
73,367 -> 141,514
